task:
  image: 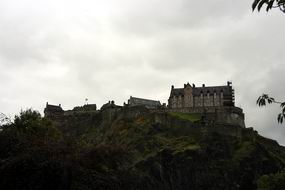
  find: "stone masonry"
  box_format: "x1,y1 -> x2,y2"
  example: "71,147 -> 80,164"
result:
168,82 -> 234,109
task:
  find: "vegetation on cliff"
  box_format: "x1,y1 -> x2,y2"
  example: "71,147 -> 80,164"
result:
0,107 -> 285,190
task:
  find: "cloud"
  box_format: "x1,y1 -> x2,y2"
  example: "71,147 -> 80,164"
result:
0,0 -> 285,144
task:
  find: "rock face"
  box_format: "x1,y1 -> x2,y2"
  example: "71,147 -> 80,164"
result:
1,107 -> 285,190
54,106 -> 285,190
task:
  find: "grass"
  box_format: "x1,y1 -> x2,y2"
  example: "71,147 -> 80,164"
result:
168,112 -> 201,122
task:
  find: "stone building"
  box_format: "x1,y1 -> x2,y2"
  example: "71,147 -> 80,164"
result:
168,82 -> 234,109
100,100 -> 122,111
128,96 -> 161,109
44,102 -> 64,120
73,104 -> 97,112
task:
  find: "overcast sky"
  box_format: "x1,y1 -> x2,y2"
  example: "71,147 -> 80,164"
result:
0,0 -> 285,144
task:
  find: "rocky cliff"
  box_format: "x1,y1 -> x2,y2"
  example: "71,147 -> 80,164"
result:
1,107 -> 285,190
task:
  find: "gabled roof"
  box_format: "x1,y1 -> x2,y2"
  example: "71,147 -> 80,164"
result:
170,88 -> 184,97
128,96 -> 161,108
170,85 -> 233,97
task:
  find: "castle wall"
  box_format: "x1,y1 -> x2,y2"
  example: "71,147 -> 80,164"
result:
213,93 -> 221,106
168,82 -> 233,109
176,96 -> 181,108
168,106 -> 243,114
170,92 -> 225,108
169,96 -> 179,108
183,86 -> 193,107
194,95 -> 202,107
204,94 -> 213,107
166,106 -> 245,128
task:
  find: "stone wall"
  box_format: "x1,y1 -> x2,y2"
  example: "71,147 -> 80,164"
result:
166,106 -> 245,128
44,103 -> 64,121
73,104 -> 97,111
169,92 -> 224,108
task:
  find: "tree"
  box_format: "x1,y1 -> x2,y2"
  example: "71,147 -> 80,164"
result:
252,0 -> 285,13
256,94 -> 285,123
0,112 -> 11,127
257,170 -> 285,189
0,109 -> 66,190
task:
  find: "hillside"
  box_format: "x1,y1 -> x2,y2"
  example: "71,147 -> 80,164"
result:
1,107 -> 285,190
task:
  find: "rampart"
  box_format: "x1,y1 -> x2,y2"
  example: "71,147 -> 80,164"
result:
163,106 -> 245,128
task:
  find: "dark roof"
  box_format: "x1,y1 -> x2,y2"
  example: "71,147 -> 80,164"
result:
100,101 -> 121,110
170,88 -> 184,97
128,97 -> 161,108
45,104 -> 63,112
170,85 -> 233,97
192,86 -> 232,96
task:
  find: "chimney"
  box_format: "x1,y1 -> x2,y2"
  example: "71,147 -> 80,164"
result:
184,84 -> 186,88
192,83 -> 195,88
202,84 -> 205,87
171,85 -> 174,89
59,104 -> 61,107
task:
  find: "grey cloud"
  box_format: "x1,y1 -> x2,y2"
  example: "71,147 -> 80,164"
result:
0,0 -> 285,145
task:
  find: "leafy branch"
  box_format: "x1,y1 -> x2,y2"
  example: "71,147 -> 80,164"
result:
257,94 -> 285,123
252,0 -> 285,13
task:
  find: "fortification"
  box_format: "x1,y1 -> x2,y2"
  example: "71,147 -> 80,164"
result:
44,81 -> 245,128
167,82 -> 244,127
44,102 -> 98,119
168,81 -> 234,109
72,104 -> 97,112
44,102 -> 64,120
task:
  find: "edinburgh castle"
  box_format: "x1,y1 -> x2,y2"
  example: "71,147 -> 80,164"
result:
44,81 -> 245,128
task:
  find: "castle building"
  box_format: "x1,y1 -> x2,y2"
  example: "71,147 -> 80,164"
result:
73,104 -> 97,111
44,102 -> 64,120
43,81 -> 244,127
128,96 -> 161,109
100,100 -> 121,110
168,82 -> 234,109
